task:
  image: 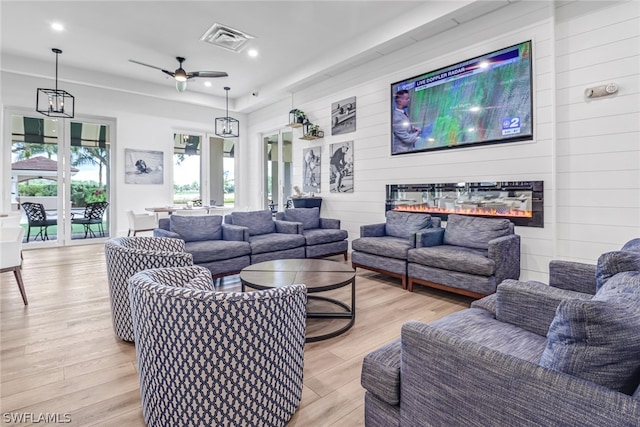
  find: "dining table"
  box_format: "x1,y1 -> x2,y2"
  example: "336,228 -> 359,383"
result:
144,205 -> 233,217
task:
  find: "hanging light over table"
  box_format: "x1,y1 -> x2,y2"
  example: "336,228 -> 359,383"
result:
36,48 -> 75,118
215,86 -> 239,138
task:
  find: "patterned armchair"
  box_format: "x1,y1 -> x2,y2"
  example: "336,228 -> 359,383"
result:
128,265 -> 307,427
104,237 -> 193,341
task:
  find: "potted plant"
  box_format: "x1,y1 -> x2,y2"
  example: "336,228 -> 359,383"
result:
289,109 -> 307,125
307,124 -> 320,137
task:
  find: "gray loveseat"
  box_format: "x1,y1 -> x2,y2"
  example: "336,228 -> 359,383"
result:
275,207 -> 348,260
361,244 -> 640,426
154,215 -> 251,278
407,214 -> 521,297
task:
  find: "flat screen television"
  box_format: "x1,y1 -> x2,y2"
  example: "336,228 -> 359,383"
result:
390,40 -> 533,155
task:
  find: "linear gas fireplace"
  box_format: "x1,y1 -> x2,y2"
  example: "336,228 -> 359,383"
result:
386,181 -> 544,227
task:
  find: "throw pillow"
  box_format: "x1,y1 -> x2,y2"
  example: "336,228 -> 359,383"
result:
596,250 -> 640,291
284,207 -> 320,230
385,210 -> 431,239
539,273 -> 640,394
169,215 -> 222,242
594,271 -> 640,302
443,214 -> 512,249
231,210 -> 275,236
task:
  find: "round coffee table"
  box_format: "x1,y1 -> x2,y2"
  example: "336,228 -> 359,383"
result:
240,259 -> 356,342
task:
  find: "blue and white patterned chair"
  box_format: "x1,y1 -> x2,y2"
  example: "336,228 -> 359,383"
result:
104,237 -> 193,342
128,265 -> 307,427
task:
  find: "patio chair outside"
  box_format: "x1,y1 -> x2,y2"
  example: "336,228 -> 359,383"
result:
20,202 -> 57,242
72,201 -> 109,238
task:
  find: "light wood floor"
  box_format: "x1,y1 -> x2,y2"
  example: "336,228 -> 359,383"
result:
0,244 -> 473,426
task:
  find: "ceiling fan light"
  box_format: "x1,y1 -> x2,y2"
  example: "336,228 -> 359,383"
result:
174,69 -> 188,82
176,80 -> 188,92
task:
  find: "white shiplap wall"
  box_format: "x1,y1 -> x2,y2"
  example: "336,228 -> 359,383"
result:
554,1 -> 640,262
248,0 -> 640,283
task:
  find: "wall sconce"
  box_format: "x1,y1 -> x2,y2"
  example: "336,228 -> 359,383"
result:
584,83 -> 618,99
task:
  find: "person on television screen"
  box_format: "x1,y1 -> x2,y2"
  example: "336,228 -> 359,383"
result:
393,89 -> 421,153
330,145 -> 349,192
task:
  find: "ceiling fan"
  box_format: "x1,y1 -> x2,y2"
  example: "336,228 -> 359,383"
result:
129,56 -> 228,92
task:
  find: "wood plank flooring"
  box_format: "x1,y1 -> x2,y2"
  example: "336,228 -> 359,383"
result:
0,244 -> 473,426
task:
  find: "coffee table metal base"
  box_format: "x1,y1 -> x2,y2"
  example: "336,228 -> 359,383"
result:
305,281 -> 355,342
239,259 -> 356,342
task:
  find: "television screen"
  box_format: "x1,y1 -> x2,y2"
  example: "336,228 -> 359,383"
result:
390,40 -> 533,155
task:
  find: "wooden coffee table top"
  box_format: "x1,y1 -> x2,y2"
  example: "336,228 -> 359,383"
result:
240,259 -> 355,292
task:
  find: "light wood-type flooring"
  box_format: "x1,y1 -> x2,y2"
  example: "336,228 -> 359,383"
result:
1,244 -> 473,426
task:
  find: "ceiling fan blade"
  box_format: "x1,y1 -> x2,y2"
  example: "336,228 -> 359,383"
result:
189,71 -> 229,78
129,59 -> 175,76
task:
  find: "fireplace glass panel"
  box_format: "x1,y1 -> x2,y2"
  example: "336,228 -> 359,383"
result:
386,181 -> 543,227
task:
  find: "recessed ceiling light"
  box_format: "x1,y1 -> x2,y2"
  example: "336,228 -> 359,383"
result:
247,49 -> 258,58
51,22 -> 64,31
204,81 -> 212,87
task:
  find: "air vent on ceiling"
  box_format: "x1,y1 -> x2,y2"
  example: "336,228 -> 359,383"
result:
200,23 -> 255,53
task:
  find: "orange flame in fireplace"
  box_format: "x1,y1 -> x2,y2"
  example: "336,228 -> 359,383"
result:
393,204 -> 532,218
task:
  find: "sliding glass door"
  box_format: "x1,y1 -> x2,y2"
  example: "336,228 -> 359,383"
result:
6,110 -> 112,246
68,119 -> 111,241
10,115 -> 61,244
263,129 -> 292,213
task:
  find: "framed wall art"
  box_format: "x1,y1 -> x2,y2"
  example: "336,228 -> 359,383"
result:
303,146 -> 321,193
124,148 -> 164,185
329,141 -> 353,193
331,96 -> 356,135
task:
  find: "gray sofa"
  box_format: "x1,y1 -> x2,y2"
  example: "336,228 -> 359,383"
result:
361,244 -> 640,426
276,207 -> 348,260
351,211 -> 440,289
224,209 -> 306,264
154,215 -> 251,278
407,214 -> 521,298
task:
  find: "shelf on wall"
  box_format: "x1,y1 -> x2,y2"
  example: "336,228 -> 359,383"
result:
289,122 -> 304,128
299,135 -> 321,140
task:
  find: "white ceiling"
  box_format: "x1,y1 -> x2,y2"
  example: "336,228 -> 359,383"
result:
0,1 -> 515,113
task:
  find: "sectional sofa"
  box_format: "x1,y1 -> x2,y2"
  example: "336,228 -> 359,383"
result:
361,240 -> 640,426
154,208 -> 348,278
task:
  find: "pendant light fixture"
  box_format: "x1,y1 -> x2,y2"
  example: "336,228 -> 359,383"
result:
215,86 -> 239,138
36,48 -> 75,118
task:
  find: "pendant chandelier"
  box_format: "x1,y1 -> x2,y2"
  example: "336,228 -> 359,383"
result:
36,48 -> 75,118
215,86 -> 239,138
